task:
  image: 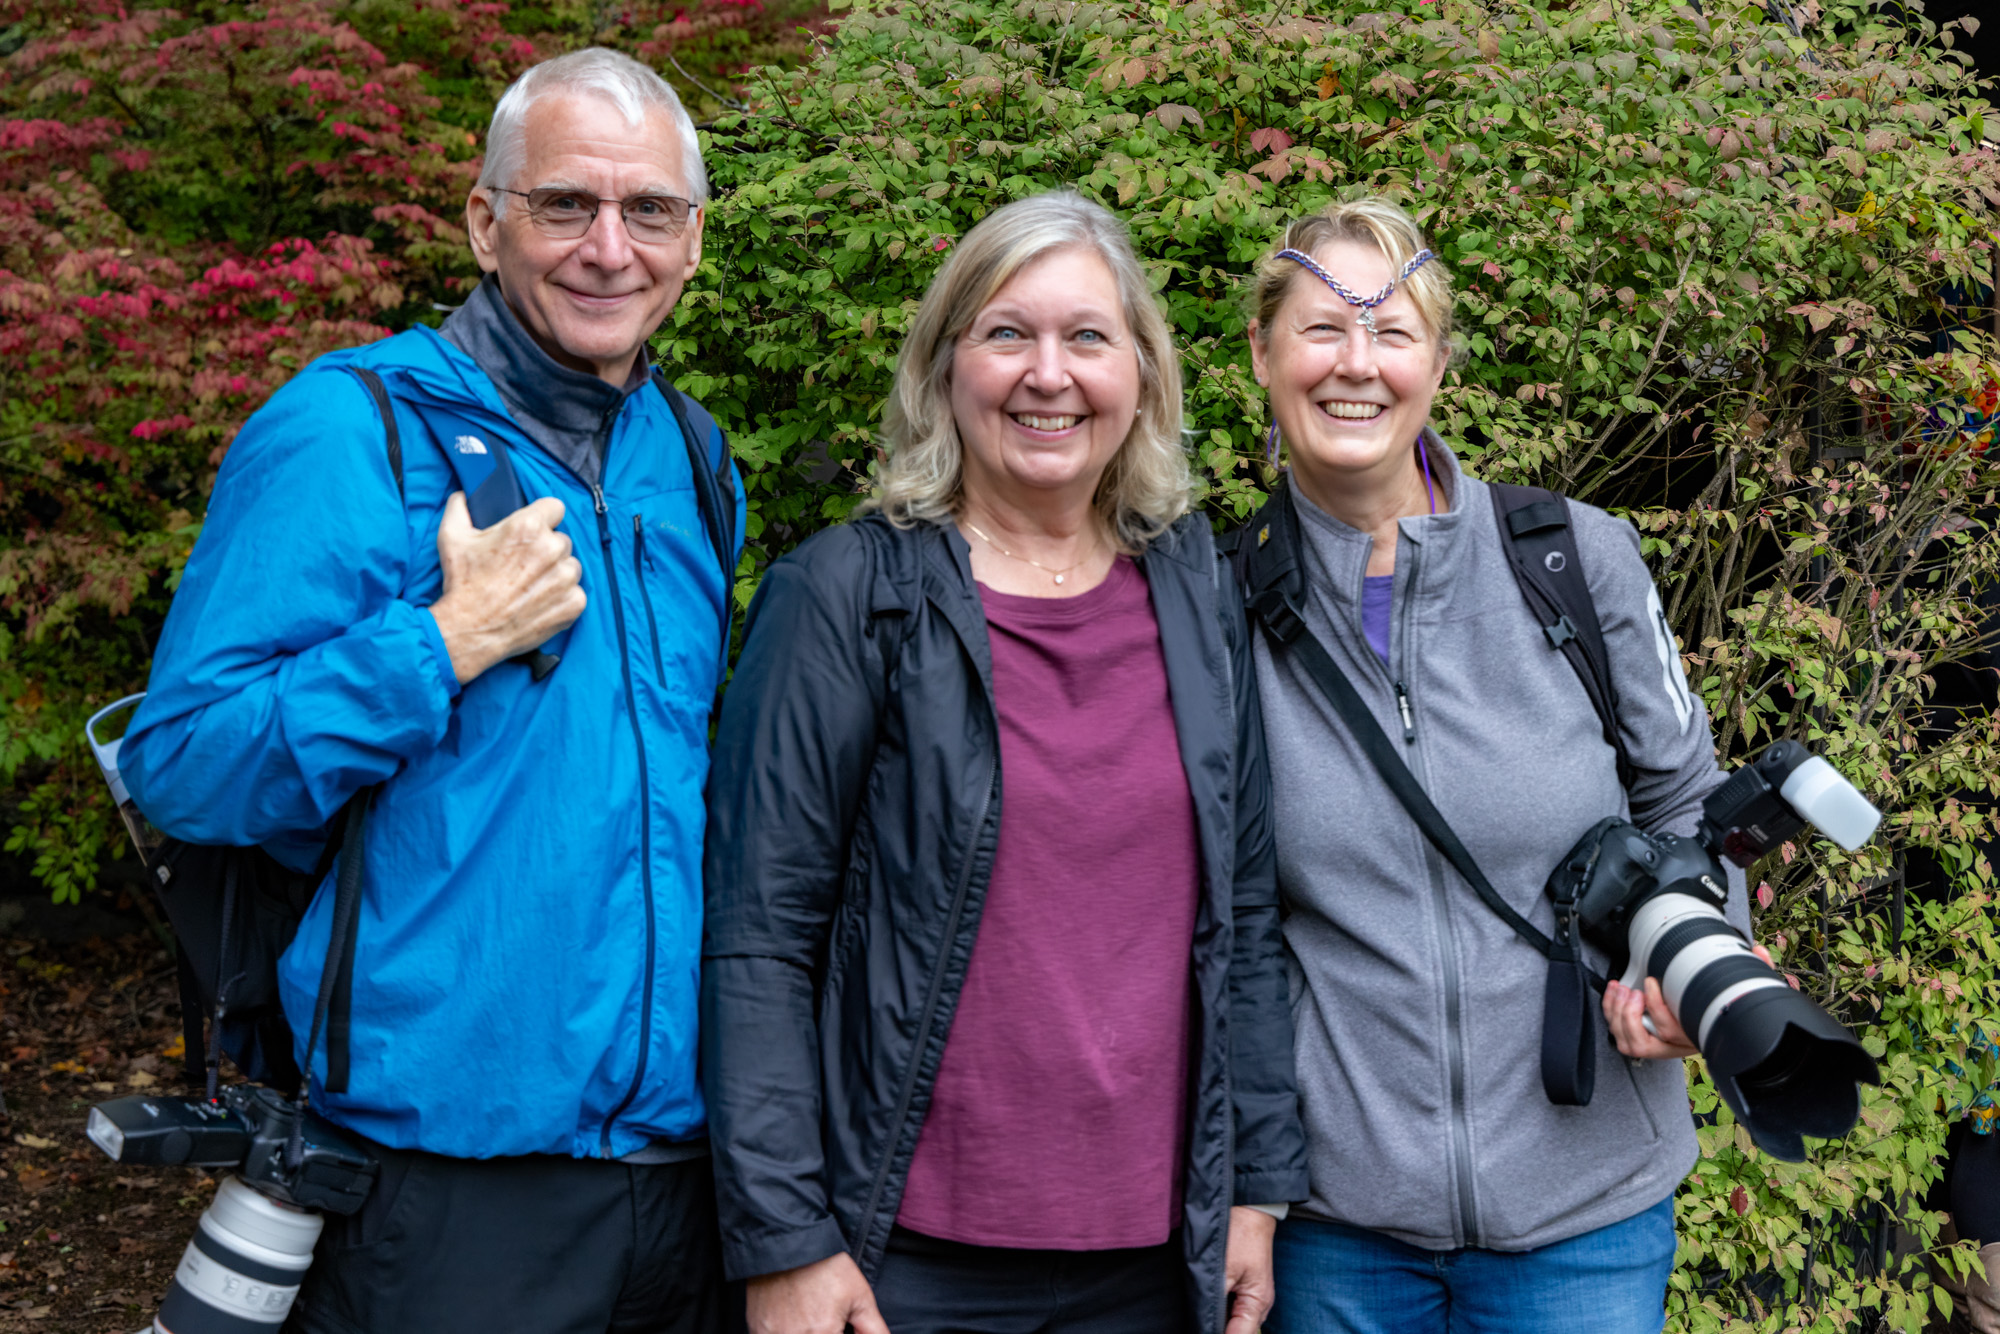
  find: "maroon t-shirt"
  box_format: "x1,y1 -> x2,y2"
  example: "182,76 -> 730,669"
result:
895,556 -> 1201,1250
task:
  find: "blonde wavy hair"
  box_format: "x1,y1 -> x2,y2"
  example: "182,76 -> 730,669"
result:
1250,197 -> 1463,369
868,191 -> 1194,551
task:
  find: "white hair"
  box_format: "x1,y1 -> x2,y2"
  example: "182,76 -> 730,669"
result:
478,47 -> 708,206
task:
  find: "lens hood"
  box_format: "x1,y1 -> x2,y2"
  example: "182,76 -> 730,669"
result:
1703,987 -> 1880,1161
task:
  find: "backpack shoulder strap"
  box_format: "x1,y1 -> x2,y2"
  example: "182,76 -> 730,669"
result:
345,366 -> 405,500
1486,483 -> 1635,790
653,373 -> 739,698
318,362 -> 409,1094
652,371 -> 738,590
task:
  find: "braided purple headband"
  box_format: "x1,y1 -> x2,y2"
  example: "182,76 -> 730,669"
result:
1276,246 -> 1436,336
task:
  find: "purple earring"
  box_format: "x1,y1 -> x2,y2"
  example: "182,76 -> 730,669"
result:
1265,418 -> 1282,465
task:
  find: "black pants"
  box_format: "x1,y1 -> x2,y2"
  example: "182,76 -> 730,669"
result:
872,1226 -> 1191,1334
285,1139 -> 736,1334
1942,1120 -> 2000,1243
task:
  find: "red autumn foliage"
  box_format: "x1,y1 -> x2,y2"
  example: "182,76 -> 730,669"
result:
0,0 -> 826,901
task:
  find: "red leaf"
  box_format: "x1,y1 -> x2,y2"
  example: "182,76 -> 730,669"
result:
1730,1186 -> 1750,1216
1248,127 -> 1294,154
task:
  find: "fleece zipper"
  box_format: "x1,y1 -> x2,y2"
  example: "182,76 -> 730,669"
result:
1380,536 -> 1483,1249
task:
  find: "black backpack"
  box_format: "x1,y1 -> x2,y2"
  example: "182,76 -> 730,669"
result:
108,364 -> 738,1098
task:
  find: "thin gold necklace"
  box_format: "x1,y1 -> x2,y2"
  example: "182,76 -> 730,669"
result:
963,520 -> 1100,586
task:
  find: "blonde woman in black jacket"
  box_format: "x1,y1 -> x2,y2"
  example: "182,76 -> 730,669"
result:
701,191 -> 1308,1334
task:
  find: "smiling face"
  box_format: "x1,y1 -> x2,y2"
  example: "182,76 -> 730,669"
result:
466,93 -> 704,386
1250,237 -> 1447,509
949,246 -> 1142,520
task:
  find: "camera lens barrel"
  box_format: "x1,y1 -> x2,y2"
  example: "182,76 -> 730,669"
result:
1625,896 -> 1791,1049
153,1175 -> 322,1333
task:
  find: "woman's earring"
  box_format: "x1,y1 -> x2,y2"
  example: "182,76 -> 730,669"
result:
1264,417 -> 1282,465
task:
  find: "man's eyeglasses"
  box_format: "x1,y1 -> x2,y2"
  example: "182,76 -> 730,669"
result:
492,187 -> 697,242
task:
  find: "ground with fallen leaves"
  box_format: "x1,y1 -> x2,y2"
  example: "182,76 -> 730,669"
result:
1,930 -> 212,1334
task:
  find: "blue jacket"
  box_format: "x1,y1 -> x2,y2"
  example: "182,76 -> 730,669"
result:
121,316 -> 743,1160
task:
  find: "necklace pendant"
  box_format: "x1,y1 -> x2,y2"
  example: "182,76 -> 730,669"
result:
1054,573 -> 1065,585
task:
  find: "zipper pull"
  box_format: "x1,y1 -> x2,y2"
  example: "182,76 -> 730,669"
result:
591,483 -> 611,544
1395,680 -> 1415,742
632,513 -> 648,572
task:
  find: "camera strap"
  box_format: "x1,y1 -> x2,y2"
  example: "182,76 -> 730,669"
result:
1236,479 -> 1609,1106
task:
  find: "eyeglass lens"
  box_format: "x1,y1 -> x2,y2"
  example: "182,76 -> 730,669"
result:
524,189 -> 692,240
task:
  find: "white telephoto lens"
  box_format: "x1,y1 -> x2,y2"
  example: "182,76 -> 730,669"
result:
1623,895 -> 1788,1048
1778,755 -> 1881,852
153,1176 -> 322,1332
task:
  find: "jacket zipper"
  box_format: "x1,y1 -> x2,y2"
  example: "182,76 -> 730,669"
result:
1391,541 -> 1482,1248
854,754 -> 999,1265
592,479 -> 661,1158
633,514 -> 665,677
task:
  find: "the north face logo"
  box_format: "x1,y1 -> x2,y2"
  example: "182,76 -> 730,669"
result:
453,435 -> 488,455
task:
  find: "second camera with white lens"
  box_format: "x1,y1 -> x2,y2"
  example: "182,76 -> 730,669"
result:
1547,740 -> 1883,1160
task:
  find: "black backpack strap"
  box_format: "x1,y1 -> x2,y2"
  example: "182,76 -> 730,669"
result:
173,938 -> 210,1089
346,367 -> 405,499
653,371 -> 737,590
1486,483 -> 1634,790
1240,480 -> 1607,1106
294,363 -> 402,1095
654,371 -> 740,688
289,789 -> 373,1163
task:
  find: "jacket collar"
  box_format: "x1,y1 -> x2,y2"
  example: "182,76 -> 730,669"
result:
897,509 -> 1213,693
1242,428 -> 1468,631
437,274 -> 653,488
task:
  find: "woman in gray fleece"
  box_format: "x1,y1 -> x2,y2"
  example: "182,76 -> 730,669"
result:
1239,198 -> 1773,1334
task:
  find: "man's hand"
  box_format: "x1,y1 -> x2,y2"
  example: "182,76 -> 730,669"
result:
428,493 -> 585,685
1224,1206 -> 1279,1334
745,1252 -> 889,1334
1605,943 -> 1786,1060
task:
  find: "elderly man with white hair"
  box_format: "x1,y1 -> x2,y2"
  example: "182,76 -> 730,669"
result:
119,47 -> 743,1333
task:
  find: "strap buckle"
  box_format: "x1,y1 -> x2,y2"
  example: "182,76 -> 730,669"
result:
1250,589 -> 1307,645
1544,615 -> 1579,650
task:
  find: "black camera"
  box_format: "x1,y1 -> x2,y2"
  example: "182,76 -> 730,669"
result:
87,1086 -> 376,1332
1549,740 -> 1883,1160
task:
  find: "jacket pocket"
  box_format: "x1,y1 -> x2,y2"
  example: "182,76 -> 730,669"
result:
1621,1057 -> 1665,1143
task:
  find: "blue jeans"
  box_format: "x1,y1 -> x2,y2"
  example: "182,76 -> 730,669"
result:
1267,1196 -> 1676,1334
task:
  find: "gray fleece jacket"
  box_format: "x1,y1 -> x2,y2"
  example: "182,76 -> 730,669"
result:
1253,436 -> 1747,1253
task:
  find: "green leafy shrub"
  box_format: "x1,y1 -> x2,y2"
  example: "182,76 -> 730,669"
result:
675,0 -> 2000,1327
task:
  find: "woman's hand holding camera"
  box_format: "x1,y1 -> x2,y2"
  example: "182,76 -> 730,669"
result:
1604,943 -> 1785,1060
428,492 -> 586,685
